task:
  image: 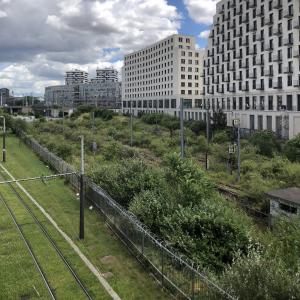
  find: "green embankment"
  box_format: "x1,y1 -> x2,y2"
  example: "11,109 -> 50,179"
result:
0,135 -> 169,300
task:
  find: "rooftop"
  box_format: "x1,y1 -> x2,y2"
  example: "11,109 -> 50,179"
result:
266,187 -> 300,205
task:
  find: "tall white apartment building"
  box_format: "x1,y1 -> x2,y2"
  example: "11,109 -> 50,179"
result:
92,68 -> 118,83
203,0 -> 300,139
122,34 -> 205,120
65,69 -> 88,86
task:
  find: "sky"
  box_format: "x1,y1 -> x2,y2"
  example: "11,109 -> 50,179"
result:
0,0 -> 218,96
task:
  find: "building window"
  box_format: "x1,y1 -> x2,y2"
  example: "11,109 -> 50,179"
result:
279,203 -> 297,214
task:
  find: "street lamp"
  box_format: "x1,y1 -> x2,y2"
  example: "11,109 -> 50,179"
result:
0,116 -> 6,162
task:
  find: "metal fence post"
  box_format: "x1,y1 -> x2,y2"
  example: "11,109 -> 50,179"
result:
192,270 -> 195,300
141,230 -> 145,256
161,247 -> 164,287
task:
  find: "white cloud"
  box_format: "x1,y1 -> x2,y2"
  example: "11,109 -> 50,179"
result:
0,10 -> 7,18
183,0 -> 217,25
199,30 -> 210,39
0,0 -> 181,95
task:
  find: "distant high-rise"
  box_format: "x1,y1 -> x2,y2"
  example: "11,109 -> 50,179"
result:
92,69 -> 118,83
65,69 -> 88,85
122,34 -> 205,119
202,0 -> 300,139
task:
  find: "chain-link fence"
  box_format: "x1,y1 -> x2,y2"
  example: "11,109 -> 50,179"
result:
16,129 -> 236,300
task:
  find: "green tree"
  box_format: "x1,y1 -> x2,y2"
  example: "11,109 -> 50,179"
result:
284,134 -> 300,162
249,131 -> 280,156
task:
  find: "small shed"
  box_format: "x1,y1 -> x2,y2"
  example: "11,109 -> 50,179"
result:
267,187 -> 300,225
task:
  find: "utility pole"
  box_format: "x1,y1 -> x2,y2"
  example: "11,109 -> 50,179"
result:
180,98 -> 184,159
205,109 -> 210,170
234,119 -> 241,182
130,100 -> 133,147
0,116 -> 6,162
79,135 -> 85,240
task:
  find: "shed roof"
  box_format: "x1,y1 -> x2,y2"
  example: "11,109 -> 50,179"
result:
266,187 -> 300,205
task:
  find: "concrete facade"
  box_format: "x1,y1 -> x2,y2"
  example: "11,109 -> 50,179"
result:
65,69 -> 89,86
202,0 -> 300,139
122,34 -> 205,118
92,69 -> 118,83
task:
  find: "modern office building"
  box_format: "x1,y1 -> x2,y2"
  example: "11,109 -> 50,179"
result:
202,0 -> 300,139
45,69 -> 121,109
65,69 -> 89,86
122,34 -> 205,119
0,88 -> 9,106
91,68 -> 119,83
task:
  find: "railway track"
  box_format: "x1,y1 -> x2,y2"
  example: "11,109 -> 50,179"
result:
0,171 -> 93,300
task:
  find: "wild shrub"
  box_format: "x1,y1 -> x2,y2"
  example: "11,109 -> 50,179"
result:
284,134 -> 300,162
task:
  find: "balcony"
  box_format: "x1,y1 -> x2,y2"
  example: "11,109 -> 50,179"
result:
249,0 -> 256,8
273,27 -> 282,36
213,15 -> 219,25
213,77 -> 219,84
242,15 -> 249,24
200,70 -> 205,77
209,31 -> 214,38
200,88 -> 205,96
242,37 -> 248,46
242,83 -> 249,91
213,39 -> 219,46
273,0 -> 282,9
229,0 -> 236,8
256,82 -> 265,90
273,80 -> 283,89
293,79 -> 300,87
229,63 -> 235,71
235,73 -> 242,80
217,5 -> 224,14
223,54 -> 230,62
265,16 -> 273,25
208,68 -> 215,75
293,18 -> 300,29
264,42 -> 273,51
249,24 -> 256,32
241,61 -> 249,68
255,57 -> 264,65
235,52 -> 242,59
264,69 -> 274,76
229,84 -> 236,93
224,75 -> 230,82
229,41 -> 235,50
293,48 -> 300,58
249,47 -> 257,55
217,46 -> 224,54
236,6 -> 242,15
249,71 -> 257,79
256,32 -> 264,41
235,30 -> 242,37
283,9 -> 293,18
256,7 -> 264,16
283,66 -> 293,74
284,37 -> 293,46
217,85 -> 224,93
273,53 -> 282,62
229,21 -> 235,29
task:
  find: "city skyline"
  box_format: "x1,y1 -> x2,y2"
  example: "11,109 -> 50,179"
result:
0,0 -> 216,96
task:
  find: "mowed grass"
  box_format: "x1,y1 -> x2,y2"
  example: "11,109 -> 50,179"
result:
0,198 -> 52,300
0,170 -> 110,300
1,134 -> 170,300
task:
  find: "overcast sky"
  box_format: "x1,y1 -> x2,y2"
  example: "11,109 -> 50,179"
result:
0,0 -> 218,96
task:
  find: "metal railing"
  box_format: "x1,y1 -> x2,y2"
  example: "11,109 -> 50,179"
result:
15,128 -> 236,300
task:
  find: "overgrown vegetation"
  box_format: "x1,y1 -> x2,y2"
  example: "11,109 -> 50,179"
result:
5,109 -> 300,299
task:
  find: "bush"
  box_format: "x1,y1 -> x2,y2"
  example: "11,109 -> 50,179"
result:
249,131 -> 280,157
91,159 -> 164,208
284,134 -> 300,162
94,109 -> 117,121
213,131 -> 229,144
186,120 -> 206,135
55,143 -> 73,160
